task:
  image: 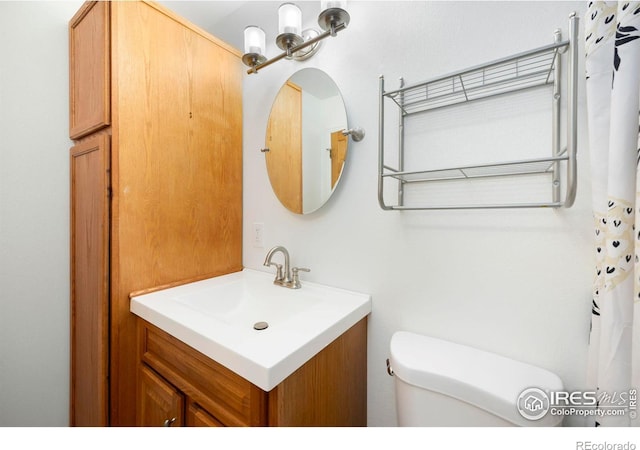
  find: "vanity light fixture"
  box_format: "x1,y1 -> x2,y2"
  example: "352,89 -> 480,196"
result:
242,1 -> 350,74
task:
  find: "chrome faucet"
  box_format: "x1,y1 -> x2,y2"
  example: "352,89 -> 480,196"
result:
264,245 -> 290,284
263,245 -> 310,289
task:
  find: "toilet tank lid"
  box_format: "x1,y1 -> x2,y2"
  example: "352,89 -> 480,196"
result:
389,331 -> 564,427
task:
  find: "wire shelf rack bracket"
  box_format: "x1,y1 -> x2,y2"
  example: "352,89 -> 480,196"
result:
377,13 -> 579,211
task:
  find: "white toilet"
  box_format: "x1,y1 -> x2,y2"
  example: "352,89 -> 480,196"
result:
389,331 -> 564,427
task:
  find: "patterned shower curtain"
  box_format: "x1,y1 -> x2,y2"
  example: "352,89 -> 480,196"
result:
586,1 -> 640,427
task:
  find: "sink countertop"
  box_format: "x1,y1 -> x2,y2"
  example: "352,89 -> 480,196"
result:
130,268 -> 372,391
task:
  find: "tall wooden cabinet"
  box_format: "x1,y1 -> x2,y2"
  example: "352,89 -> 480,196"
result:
69,1 -> 243,426
70,135 -> 110,426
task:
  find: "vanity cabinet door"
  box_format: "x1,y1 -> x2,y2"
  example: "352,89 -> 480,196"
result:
186,401 -> 224,427
137,366 -> 184,427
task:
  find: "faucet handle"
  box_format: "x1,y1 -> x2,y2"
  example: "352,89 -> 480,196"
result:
266,262 -> 284,281
291,267 -> 310,289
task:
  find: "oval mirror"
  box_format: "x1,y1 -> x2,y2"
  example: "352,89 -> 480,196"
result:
265,68 -> 348,214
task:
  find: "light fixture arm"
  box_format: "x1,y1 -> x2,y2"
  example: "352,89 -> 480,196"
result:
247,22 -> 347,74
330,23 -> 338,37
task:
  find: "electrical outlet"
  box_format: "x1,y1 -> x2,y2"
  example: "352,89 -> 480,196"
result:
253,222 -> 264,248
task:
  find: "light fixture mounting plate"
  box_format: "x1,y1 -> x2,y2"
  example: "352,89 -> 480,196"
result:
276,32 -> 304,53
318,7 -> 350,32
242,53 -> 267,68
292,29 -> 323,61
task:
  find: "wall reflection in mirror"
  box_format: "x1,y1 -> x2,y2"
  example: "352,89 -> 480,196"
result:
265,68 -> 348,214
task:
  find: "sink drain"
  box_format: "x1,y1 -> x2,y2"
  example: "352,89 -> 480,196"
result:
253,321 -> 269,331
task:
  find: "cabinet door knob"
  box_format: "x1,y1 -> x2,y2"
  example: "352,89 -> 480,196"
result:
163,417 -> 177,427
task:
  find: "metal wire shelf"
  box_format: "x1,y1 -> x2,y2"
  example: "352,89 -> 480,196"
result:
384,42 -> 566,116
377,13 -> 579,210
383,154 -> 568,183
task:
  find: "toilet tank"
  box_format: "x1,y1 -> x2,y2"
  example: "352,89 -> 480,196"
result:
389,331 -> 564,427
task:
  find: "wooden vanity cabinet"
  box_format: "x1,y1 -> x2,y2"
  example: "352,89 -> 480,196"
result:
138,320 -> 268,426
137,318 -> 368,427
69,1 -> 243,426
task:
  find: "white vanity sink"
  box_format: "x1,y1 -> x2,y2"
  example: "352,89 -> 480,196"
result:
130,268 -> 371,391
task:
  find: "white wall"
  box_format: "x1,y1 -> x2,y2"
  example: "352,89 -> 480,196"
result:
0,0 -> 594,428
0,0 -> 83,426
240,1 -> 593,426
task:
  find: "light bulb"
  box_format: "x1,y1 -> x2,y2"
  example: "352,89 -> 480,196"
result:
321,0 -> 347,11
278,3 -> 302,36
244,26 -> 265,56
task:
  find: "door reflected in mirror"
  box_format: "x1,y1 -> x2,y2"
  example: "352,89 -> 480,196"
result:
265,68 -> 348,214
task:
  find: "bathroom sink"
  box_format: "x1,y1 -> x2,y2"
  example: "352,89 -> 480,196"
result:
130,268 -> 371,391
173,275 -> 321,328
